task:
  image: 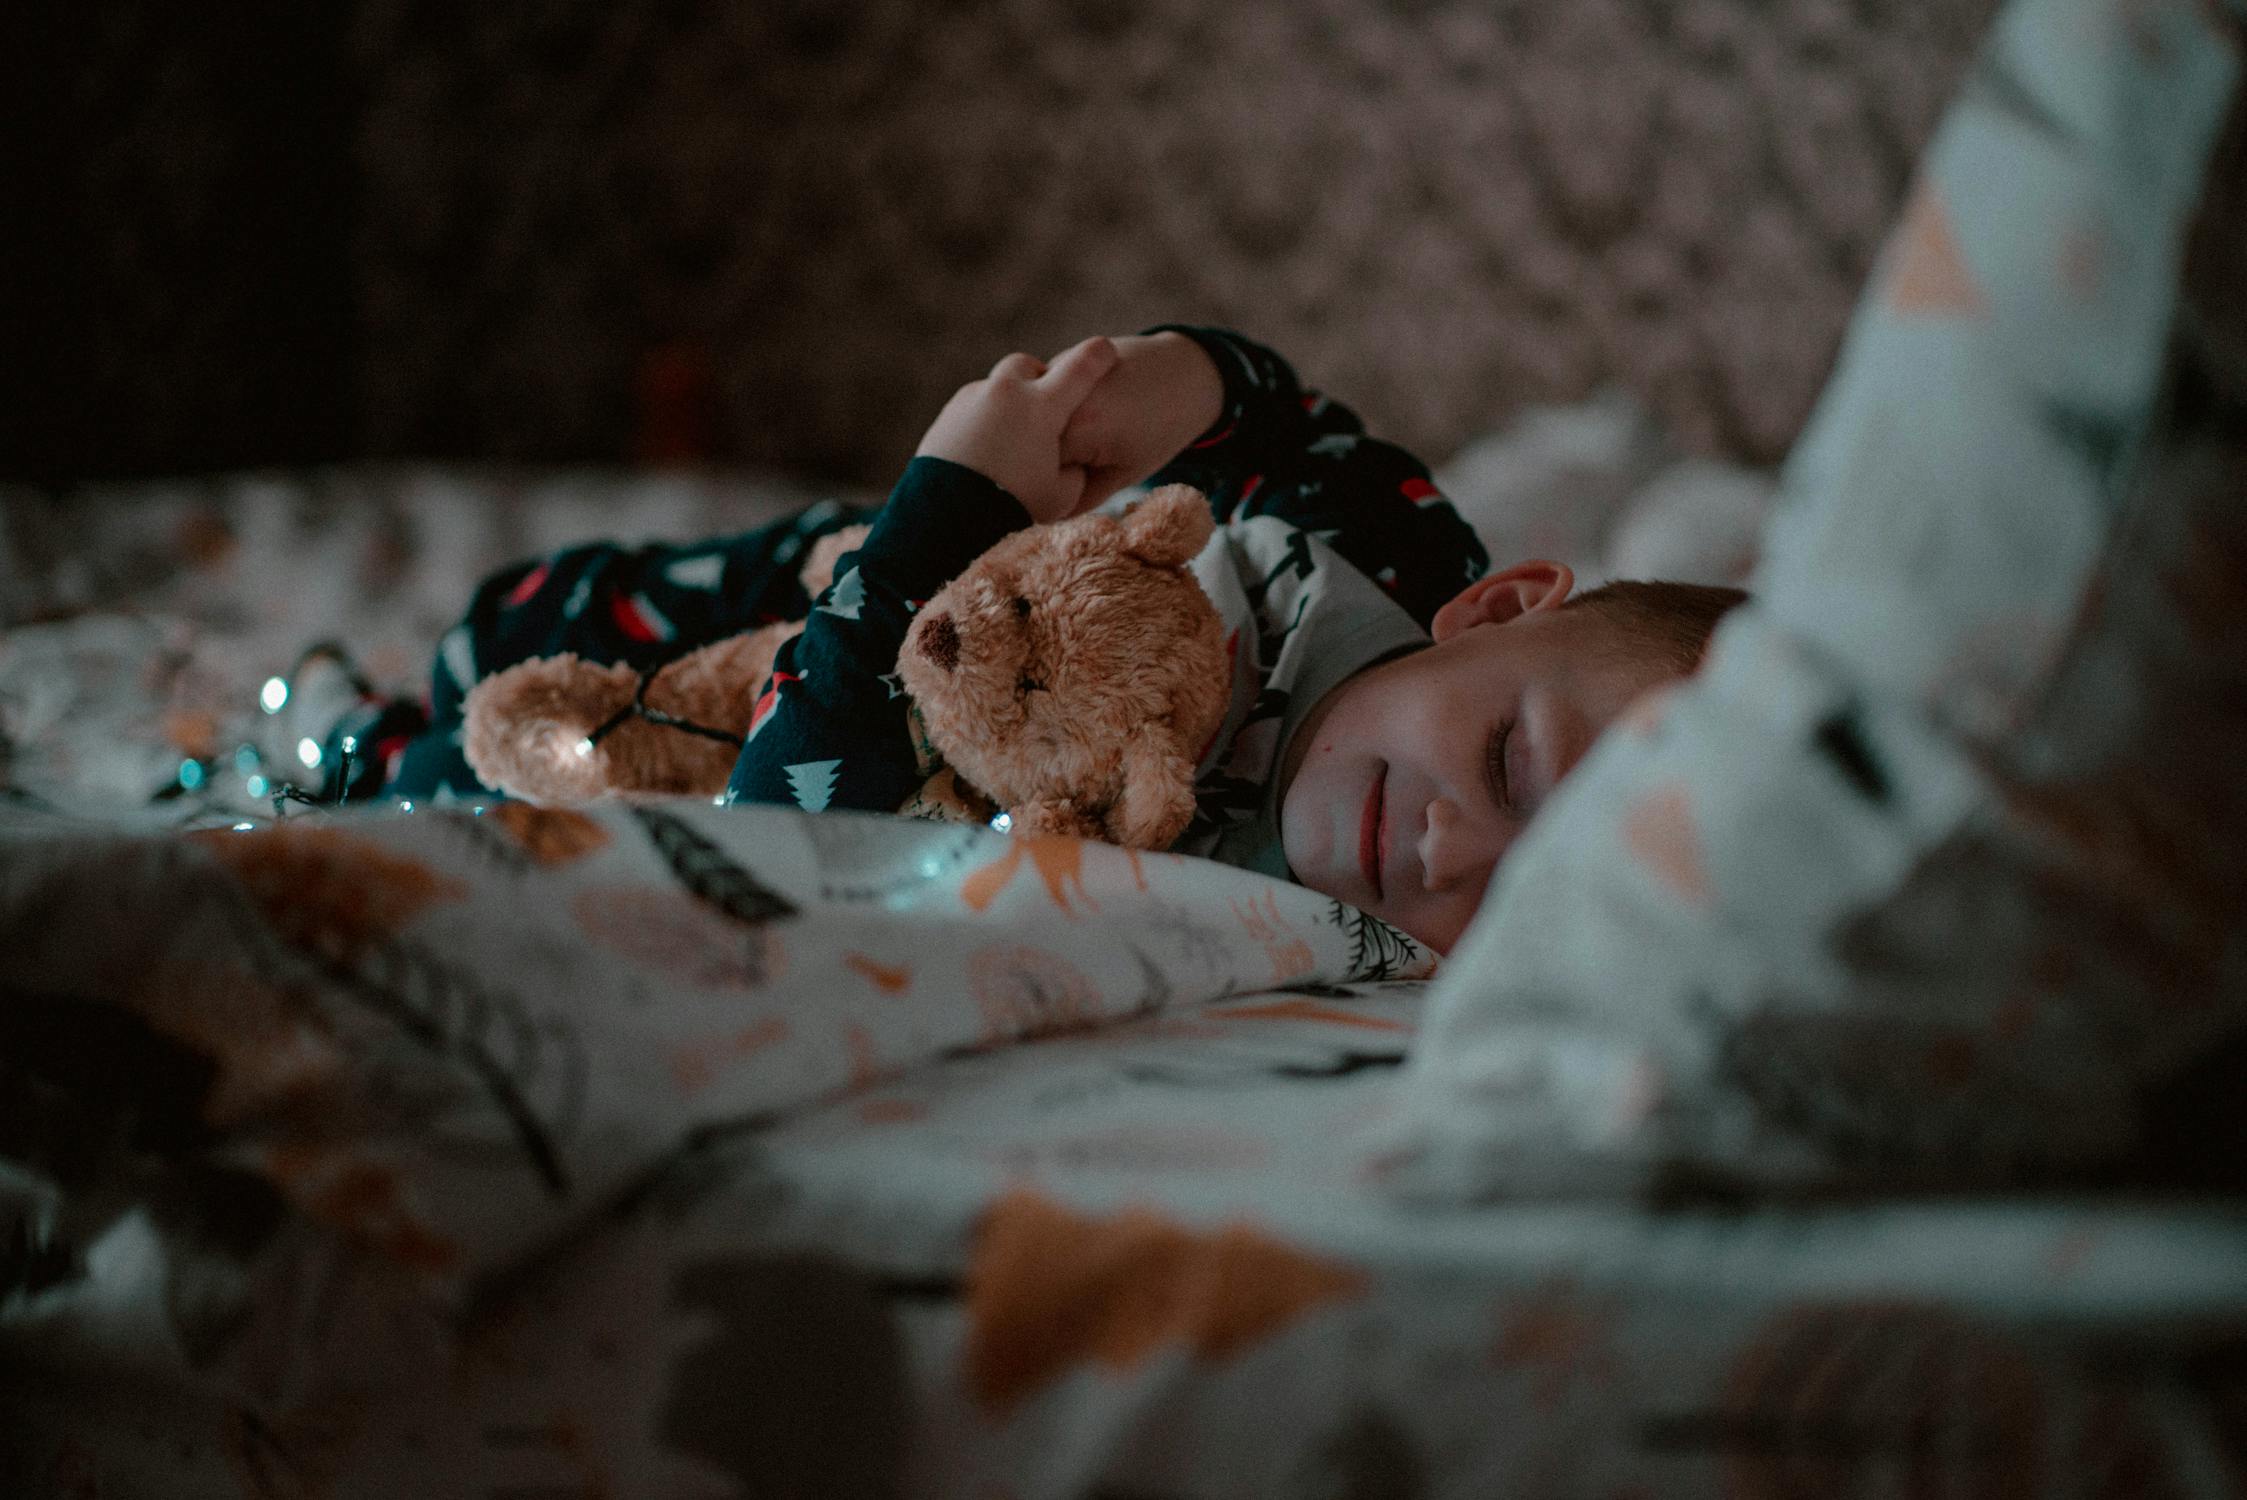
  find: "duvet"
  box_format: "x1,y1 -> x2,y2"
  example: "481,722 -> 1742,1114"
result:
5,465 -> 2242,1497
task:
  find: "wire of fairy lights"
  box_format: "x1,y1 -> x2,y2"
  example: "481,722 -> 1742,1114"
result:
150,641 -> 435,829
151,644 -> 753,829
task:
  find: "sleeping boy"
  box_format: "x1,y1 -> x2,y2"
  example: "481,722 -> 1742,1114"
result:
312,326 -> 1744,951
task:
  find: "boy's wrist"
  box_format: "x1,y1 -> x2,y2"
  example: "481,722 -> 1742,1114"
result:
1138,325 -> 1238,447
865,457 -> 1034,594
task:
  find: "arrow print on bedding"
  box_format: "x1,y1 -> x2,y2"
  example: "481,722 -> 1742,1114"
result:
631,806 -> 799,927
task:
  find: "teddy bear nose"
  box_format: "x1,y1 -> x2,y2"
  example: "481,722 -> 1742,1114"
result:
918,612 -> 960,672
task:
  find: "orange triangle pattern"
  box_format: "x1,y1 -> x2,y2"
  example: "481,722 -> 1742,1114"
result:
1622,783 -> 1714,908
1886,182 -> 1985,317
843,952 -> 914,993
488,802 -> 611,864
1218,998 -> 1410,1032
195,825 -> 470,960
960,835 -> 1094,915
963,1188 -> 1367,1417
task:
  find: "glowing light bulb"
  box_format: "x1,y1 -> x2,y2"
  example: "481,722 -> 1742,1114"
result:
177,760 -> 205,790
297,737 -> 323,768
339,734 -> 357,753
232,821 -> 255,831
245,774 -> 270,797
575,738 -> 595,758
398,800 -> 414,813
259,677 -> 288,713
989,811 -> 1013,833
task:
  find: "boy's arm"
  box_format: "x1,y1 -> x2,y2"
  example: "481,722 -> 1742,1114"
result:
1117,326 -> 1491,630
725,337 -> 1119,815
723,458 -> 1026,813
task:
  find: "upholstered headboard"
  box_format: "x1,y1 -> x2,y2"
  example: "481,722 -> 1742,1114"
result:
38,0 -> 1998,483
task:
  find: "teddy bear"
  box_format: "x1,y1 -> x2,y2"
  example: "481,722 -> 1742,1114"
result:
460,485 -> 1229,850
894,483 -> 1227,848
460,525 -> 867,804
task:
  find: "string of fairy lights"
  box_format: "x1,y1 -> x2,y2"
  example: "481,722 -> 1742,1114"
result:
139,646 -> 757,829
74,643 -> 1016,834
149,642 -> 439,830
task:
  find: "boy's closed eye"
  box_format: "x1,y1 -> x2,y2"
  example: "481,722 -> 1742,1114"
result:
1483,719 -> 1515,813
1275,562 -> 1747,953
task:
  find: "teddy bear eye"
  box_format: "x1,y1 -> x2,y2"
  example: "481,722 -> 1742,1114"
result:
1012,596 -> 1032,619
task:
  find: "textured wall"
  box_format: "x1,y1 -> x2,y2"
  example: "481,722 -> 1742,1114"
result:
16,6 -> 353,482
28,0 -> 2000,485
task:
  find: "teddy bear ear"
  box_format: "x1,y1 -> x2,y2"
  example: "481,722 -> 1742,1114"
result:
1121,484 -> 1215,568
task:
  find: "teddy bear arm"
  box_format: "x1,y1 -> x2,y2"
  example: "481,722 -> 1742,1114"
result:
800,523 -> 872,598
1105,732 -> 1199,850
1010,797 -> 1106,841
463,654 -> 643,806
650,622 -> 802,734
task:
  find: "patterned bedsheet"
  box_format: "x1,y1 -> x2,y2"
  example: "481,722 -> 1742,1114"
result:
4,460 -> 2242,1497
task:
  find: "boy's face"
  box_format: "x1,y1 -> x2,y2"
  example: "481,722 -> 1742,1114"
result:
1277,562 -> 1686,954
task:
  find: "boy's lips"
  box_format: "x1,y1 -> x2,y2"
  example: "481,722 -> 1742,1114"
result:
1358,765 -> 1386,899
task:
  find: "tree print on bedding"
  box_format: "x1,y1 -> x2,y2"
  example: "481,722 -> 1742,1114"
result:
570,884 -> 787,991
1323,899 -> 1423,983
1113,990 -> 1415,1091
436,801 -> 611,871
274,935 -> 586,1199
630,805 -> 796,928
197,825 -> 588,1199
966,944 -> 1104,1045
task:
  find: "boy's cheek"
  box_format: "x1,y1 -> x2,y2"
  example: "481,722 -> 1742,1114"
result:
1399,888 -> 1482,957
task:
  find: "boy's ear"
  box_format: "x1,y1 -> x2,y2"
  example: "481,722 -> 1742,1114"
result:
1430,560 -> 1574,643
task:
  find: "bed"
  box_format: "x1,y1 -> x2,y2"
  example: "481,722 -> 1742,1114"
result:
6,421 -> 2243,1498
11,0 -> 2247,1489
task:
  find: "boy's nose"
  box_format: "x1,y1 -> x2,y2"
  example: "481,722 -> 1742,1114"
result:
1418,797 -> 1500,892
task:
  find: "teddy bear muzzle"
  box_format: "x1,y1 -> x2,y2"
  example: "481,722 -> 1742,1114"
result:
916,612 -> 960,672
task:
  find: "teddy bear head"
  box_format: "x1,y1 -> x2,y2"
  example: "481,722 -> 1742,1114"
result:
896,484 -> 1230,848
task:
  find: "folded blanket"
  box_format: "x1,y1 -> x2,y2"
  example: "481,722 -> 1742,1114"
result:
1,798 -> 1426,1403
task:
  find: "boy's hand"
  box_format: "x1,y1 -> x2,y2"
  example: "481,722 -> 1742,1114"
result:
1057,331 -> 1226,511
915,336 -> 1120,524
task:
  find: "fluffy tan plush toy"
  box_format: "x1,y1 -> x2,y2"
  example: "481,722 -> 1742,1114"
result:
461,526 -> 867,804
895,484 -> 1227,849
463,485 -> 1229,849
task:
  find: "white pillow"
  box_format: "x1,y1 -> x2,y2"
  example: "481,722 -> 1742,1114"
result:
1380,0 -> 2246,1200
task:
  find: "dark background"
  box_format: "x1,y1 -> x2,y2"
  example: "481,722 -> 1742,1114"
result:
14,5 -> 355,484
9,0 -> 1996,489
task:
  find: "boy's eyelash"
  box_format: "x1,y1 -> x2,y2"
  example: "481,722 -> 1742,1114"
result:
1484,721 -> 1513,809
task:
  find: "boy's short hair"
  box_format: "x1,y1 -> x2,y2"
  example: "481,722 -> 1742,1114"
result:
1564,579 -> 1749,675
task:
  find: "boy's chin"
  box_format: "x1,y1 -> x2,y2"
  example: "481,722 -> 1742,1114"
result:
1367,898 -> 1468,957
1284,852 -> 1457,956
